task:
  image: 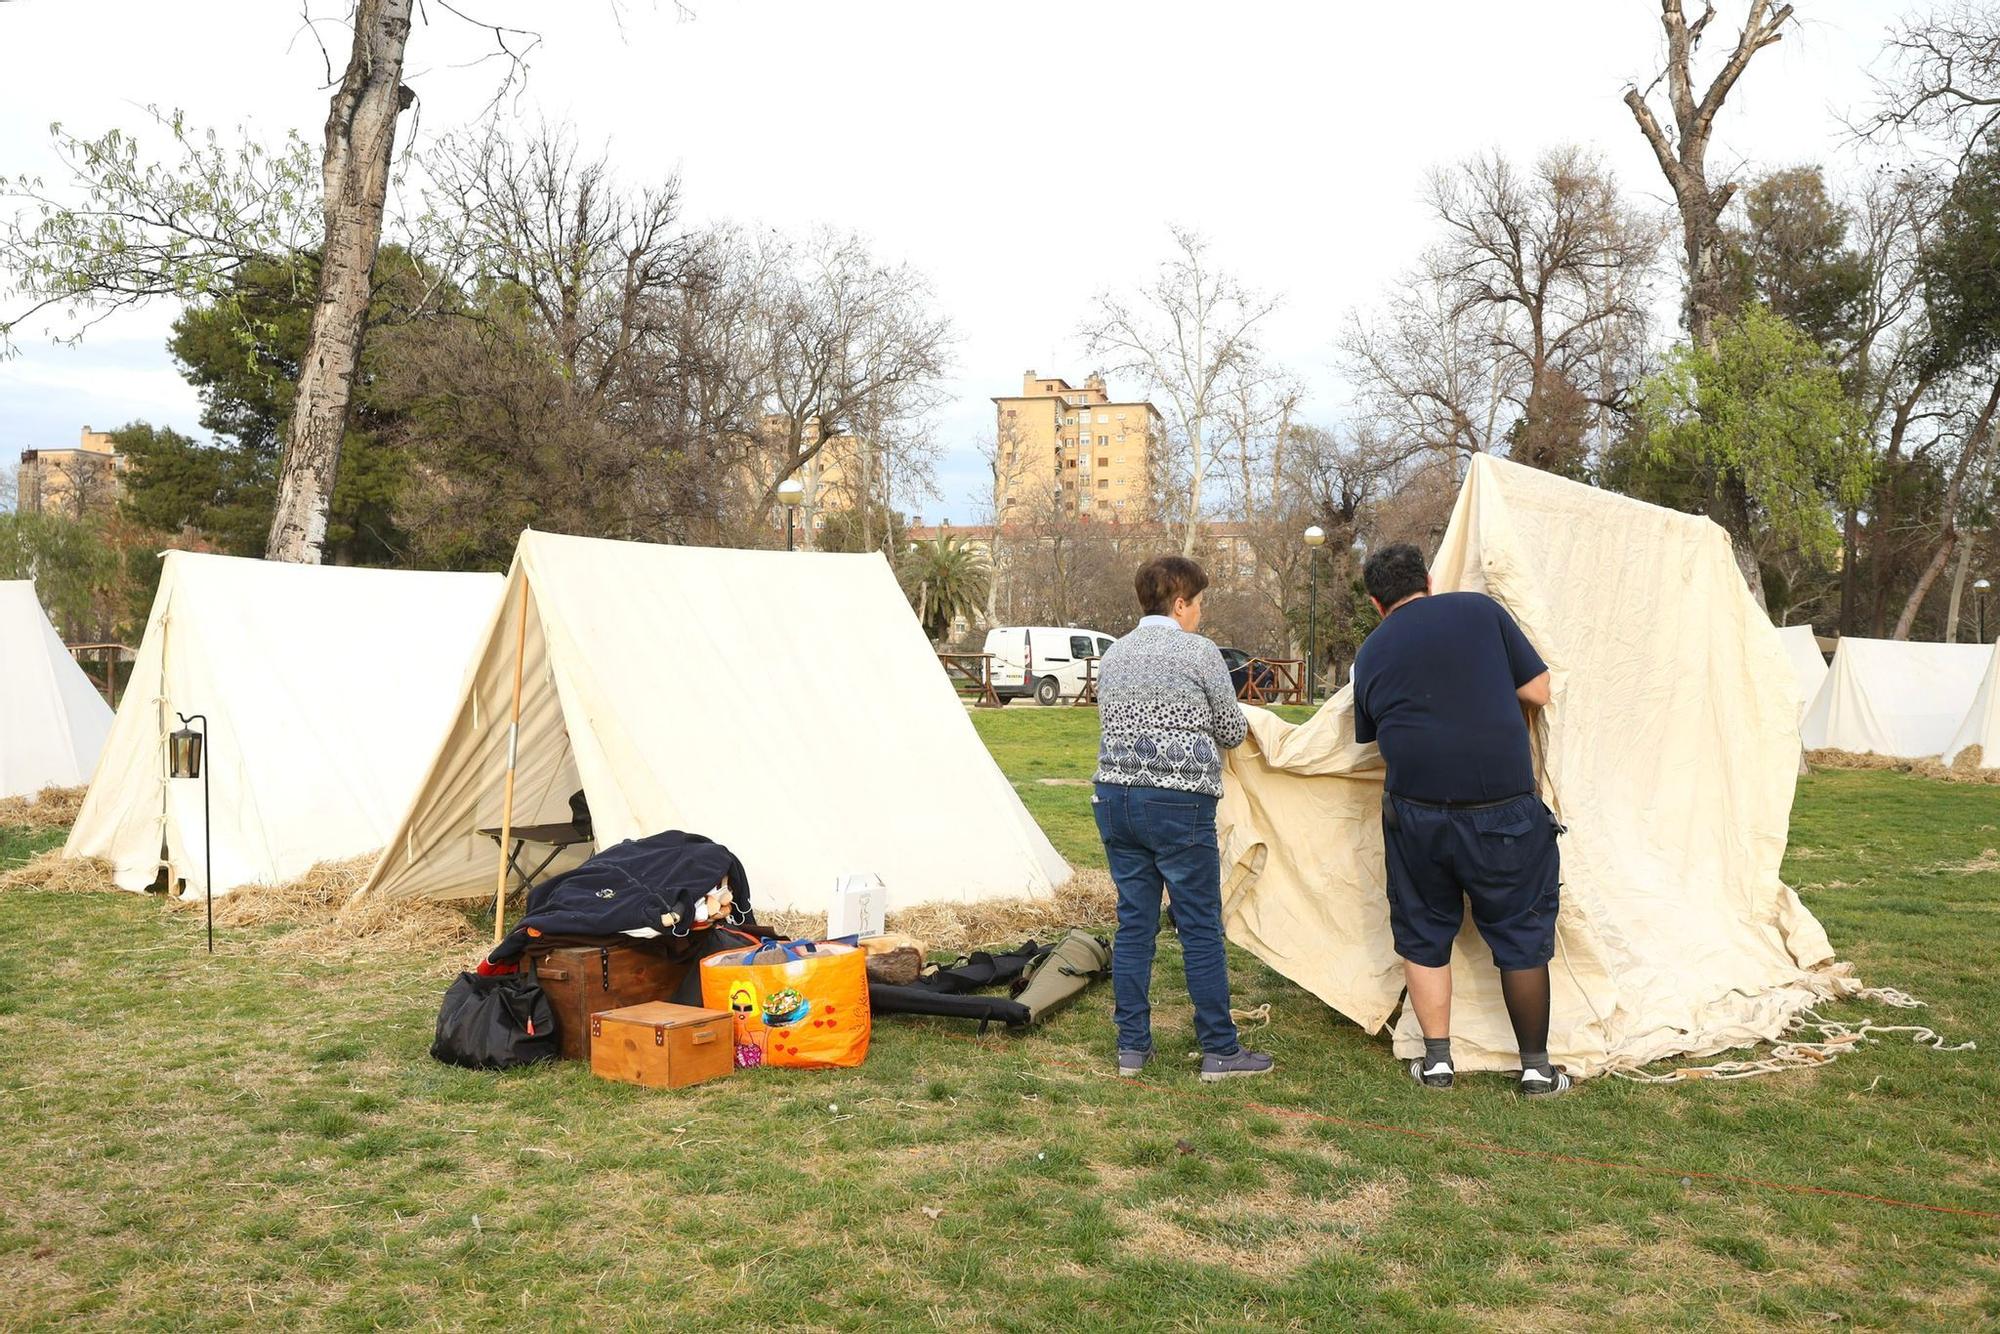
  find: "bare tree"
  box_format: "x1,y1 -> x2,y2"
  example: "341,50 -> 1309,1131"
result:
1084,227 -> 1278,556
1624,0 -> 1796,348
1342,262 -> 1518,470
1864,3 -> 2000,162
267,0 -> 417,562
744,229 -> 954,537
1427,147 -> 1661,475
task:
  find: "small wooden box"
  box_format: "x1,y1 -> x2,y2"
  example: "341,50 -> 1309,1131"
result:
588,1002 -> 734,1090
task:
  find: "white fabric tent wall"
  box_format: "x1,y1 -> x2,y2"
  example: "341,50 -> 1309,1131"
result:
63,553 -> 503,896
1218,456 -> 1840,1077
1799,636 -> 1990,759
1942,644 -> 2000,767
1776,624 -> 1828,722
358,530 -> 1070,915
0,581 -> 113,799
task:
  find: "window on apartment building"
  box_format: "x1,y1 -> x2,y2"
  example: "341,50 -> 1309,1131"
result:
1097,457 -> 1109,468
1115,499 -> 1127,509
1065,458 -> 1077,468
1097,478 -> 1109,489
1096,413 -> 1107,423
1006,409 -> 1017,418
1096,434 -> 1107,446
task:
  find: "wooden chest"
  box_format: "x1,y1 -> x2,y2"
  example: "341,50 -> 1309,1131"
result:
589,1002 -> 734,1090
526,944 -> 687,1063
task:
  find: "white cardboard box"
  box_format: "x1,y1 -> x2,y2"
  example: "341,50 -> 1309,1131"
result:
829,873 -> 887,939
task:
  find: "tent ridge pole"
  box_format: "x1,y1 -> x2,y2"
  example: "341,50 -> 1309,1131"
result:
491,577 -> 531,946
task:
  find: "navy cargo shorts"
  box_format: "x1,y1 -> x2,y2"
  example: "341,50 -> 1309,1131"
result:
1381,792 -> 1561,970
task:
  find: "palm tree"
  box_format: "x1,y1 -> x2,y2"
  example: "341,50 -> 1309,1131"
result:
899,535 -> 990,644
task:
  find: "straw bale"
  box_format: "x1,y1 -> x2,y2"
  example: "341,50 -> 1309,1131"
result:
0,785 -> 87,830
761,868 -> 1115,955
1806,748 -> 2000,785
0,851 -> 119,893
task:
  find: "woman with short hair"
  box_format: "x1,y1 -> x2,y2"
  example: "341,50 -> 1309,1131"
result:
1091,555 -> 1273,1081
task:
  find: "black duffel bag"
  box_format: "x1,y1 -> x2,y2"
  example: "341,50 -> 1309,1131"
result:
430,972 -> 559,1070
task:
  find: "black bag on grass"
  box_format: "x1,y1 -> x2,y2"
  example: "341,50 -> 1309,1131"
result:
430,972 -> 559,1070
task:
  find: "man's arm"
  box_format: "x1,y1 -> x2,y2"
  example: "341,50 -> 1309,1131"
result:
1492,599 -> 1550,709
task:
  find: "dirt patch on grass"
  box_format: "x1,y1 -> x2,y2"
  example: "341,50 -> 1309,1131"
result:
0,785 -> 87,830
1954,848 -> 2000,874
1807,749 -> 2000,785
1100,1161 -> 1407,1277
763,868 -> 1116,955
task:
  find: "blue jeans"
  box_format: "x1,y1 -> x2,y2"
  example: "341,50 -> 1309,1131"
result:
1091,782 -> 1241,1056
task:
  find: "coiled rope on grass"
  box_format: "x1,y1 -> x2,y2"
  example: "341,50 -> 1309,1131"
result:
1609,988 -> 1976,1084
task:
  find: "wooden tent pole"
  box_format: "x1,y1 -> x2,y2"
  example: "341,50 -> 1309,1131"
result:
492,576 -> 531,946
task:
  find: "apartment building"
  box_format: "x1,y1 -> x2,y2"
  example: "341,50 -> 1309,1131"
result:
17,427 -> 127,518
758,413 -> 874,542
992,371 -> 1163,523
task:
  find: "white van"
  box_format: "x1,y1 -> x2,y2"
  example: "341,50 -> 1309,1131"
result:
983,626 -> 1116,705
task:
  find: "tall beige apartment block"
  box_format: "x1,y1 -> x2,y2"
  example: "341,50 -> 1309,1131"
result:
992,371 -> 1162,522
17,427 -> 126,517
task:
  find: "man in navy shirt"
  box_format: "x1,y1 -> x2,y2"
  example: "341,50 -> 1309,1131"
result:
1351,543 -> 1569,1096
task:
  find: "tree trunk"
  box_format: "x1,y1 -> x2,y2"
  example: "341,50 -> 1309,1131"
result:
265,0 -> 415,563
1181,421 -> 1204,557
1945,537 -> 1976,643
1720,475 -> 1767,609
1837,507 -> 1859,635
1892,376 -> 2000,639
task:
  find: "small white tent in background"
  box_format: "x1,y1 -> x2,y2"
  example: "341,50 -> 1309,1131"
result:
63,553 -> 503,896
355,529 -> 1070,915
1800,636 -> 1991,759
0,581 -> 114,799
1942,644 -> 2000,768
1776,624 -> 1828,722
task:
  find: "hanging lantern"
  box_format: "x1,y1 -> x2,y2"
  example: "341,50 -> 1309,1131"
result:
168,722 -> 204,780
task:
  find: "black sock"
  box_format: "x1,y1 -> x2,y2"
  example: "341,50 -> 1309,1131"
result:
1519,1048 -> 1554,1077
1422,1036 -> 1453,1069
1499,965 -> 1553,1071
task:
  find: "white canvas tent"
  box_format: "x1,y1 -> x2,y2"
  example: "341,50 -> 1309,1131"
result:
1218,455 -> 1842,1078
355,530 -> 1069,914
0,581 -> 114,799
1776,624 -> 1828,722
64,552 -> 503,896
1942,643 -> 2000,767
1799,636 -> 1990,759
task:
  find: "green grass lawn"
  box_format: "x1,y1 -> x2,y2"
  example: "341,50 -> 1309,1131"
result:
2,714 -> 1996,1329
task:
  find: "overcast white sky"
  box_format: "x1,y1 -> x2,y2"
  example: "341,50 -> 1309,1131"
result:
0,0 -> 1903,529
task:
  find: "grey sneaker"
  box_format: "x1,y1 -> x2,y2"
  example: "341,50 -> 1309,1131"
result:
1117,1049 -> 1154,1078
1519,1067 -> 1573,1098
1198,1048 -> 1274,1082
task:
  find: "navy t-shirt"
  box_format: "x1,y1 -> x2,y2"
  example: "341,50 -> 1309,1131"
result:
1351,591 -> 1548,803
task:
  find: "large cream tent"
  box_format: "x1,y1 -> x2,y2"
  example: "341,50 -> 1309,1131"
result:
1799,636 -> 1990,759
1218,455 -> 1842,1078
1942,643 -> 2000,768
65,553 -> 504,896
355,530 -> 1069,914
0,581 -> 114,799
1776,624 -> 1828,721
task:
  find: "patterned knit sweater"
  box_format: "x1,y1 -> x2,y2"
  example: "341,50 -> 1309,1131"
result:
1092,617 -> 1250,797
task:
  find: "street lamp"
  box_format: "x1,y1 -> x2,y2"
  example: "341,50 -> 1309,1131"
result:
1303,526 -> 1326,703
777,478 -> 806,551
168,713 -> 213,954
1977,577 -> 1992,643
